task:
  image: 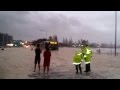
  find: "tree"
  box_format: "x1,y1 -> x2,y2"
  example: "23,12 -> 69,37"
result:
54,35 -> 58,42
81,39 -> 89,45
78,40 -> 81,44
64,38 -> 68,46
63,37 -> 65,44
89,43 -> 99,48
49,36 -> 52,41
68,37 -> 73,46
101,43 -> 108,48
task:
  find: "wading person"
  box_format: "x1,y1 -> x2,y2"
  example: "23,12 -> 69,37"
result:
33,44 -> 42,72
83,44 -> 93,72
73,45 -> 84,74
43,47 -> 51,76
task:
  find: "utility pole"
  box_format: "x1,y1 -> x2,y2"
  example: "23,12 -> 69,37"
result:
115,11 -> 117,56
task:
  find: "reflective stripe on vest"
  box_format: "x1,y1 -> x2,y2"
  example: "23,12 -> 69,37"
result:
73,62 -> 81,65
85,61 -> 91,64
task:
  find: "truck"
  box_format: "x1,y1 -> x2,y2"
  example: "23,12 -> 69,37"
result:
44,40 -> 59,50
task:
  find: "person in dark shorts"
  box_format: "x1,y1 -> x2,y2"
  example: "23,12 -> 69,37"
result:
43,47 -> 51,76
33,44 -> 42,72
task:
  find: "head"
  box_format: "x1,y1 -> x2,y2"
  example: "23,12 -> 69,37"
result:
80,45 -> 84,50
85,44 -> 89,47
36,44 -> 40,48
45,47 -> 50,51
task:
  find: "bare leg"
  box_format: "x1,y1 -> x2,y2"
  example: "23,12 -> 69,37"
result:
38,64 -> 40,72
43,66 -> 46,75
47,66 -> 49,76
33,64 -> 36,72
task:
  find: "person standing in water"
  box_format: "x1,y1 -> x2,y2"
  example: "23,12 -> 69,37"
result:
43,47 -> 51,76
33,44 -> 42,72
73,45 -> 84,74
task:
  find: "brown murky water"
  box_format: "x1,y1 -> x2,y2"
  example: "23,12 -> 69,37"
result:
0,47 -> 120,79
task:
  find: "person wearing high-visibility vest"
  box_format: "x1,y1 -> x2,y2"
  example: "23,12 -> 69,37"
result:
73,45 -> 84,74
83,44 -> 93,72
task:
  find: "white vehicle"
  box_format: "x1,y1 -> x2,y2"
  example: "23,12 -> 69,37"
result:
6,43 -> 14,48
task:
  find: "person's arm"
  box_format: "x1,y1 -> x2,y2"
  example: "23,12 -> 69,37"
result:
40,48 -> 42,54
35,48 -> 36,54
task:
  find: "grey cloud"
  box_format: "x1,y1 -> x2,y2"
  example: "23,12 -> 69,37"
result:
0,11 -> 119,44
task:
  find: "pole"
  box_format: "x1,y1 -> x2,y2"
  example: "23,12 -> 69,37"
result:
115,11 -> 117,56
2,34 -> 4,49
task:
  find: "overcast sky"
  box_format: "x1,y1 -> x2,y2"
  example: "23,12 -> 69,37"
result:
0,11 -> 120,44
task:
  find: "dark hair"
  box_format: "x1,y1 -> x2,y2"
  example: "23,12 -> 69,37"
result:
37,44 -> 40,47
85,44 -> 89,47
45,47 -> 49,50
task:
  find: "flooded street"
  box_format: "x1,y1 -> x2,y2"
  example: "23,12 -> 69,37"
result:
0,47 -> 120,79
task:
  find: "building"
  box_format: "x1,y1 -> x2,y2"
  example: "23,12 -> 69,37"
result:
0,32 -> 13,47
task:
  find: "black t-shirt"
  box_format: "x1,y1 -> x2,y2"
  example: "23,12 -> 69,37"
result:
35,48 -> 41,58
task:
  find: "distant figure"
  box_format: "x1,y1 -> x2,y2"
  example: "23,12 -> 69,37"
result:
43,47 -> 51,76
33,44 -> 42,72
31,45 -> 33,51
31,48 -> 33,51
96,48 -> 101,54
98,48 -> 101,54
1,47 -> 4,50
